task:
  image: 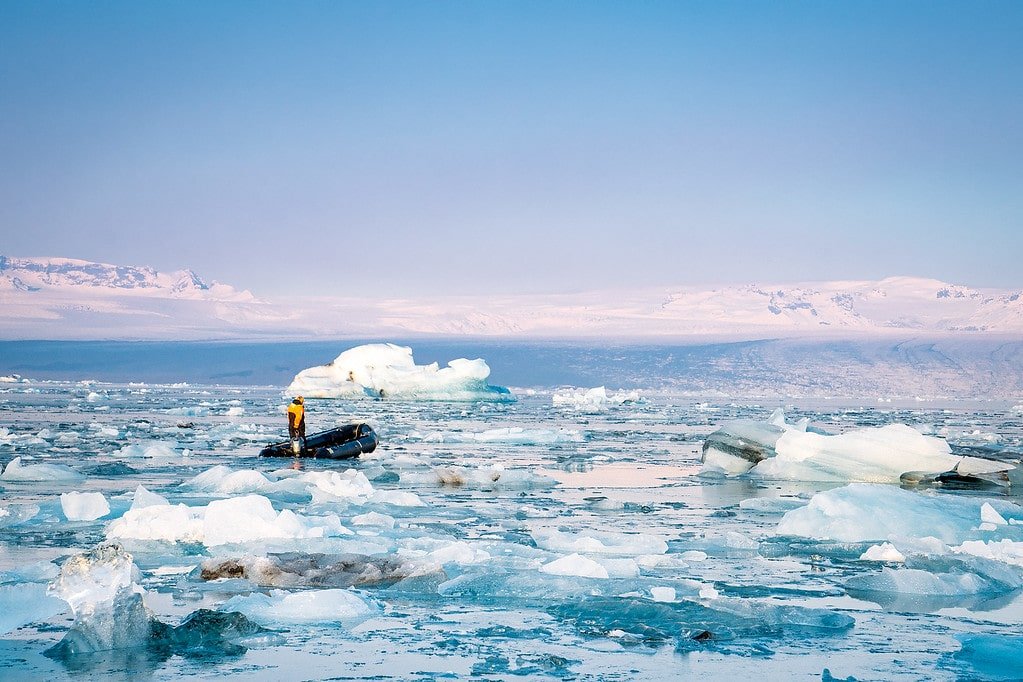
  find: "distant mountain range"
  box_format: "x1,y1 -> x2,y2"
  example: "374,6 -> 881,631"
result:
1,255 -> 1022,340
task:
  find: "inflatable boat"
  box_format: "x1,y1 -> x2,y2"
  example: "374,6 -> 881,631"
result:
259,423 -> 378,460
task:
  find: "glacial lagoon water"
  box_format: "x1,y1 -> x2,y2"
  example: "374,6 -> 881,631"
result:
1,347 -> 1023,680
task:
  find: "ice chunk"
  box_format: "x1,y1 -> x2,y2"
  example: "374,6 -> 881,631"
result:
650,586 -> 676,602
953,539 -> 1023,567
108,494 -> 347,547
0,583 -> 67,634
60,491 -> 110,521
531,528 -> 668,556
539,554 -> 609,579
202,495 -> 346,546
225,406 -> 245,416
860,543 -> 906,563
114,439 -> 181,458
413,427 -> 583,445
552,386 -> 640,411
405,465 -> 556,489
200,552 -> 431,588
184,465 -> 272,494
1,456 -> 84,482
131,485 -> 169,509
776,484 -> 1022,543
702,410 -> 1011,483
287,343 -> 513,401
981,502 -> 1008,526
46,543 -> 156,656
369,490 -> 426,507
351,511 -> 396,528
220,588 -> 373,624
108,502 -> 205,543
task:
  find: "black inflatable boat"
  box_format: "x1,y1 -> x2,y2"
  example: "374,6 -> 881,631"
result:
259,423 -> 378,460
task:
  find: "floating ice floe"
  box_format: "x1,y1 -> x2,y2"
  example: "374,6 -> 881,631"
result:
702,409 -> 1013,483
220,588 -> 374,625
107,494 -> 349,547
402,465 -> 556,490
114,439 -> 185,458
287,343 -> 513,401
552,386 -> 640,411
60,491 -> 110,521
1,456 -> 85,483
182,464 -> 378,503
531,528 -> 668,556
777,484 -> 1023,544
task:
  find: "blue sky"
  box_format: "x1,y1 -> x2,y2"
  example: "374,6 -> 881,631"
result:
1,1 -> 1021,296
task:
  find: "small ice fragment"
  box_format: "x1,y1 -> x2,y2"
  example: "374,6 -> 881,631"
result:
539,553 -> 609,579
650,586 -> 676,602
351,512 -> 396,528
131,485 -> 169,509
980,503 -> 1007,526
60,491 -> 110,521
859,543 -> 906,563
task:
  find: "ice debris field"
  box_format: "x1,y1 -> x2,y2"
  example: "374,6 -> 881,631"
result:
1,344 -> 1023,680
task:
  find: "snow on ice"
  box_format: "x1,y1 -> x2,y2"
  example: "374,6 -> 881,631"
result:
287,343 -> 513,400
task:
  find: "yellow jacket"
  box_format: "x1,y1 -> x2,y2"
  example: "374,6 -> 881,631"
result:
287,402 -> 304,429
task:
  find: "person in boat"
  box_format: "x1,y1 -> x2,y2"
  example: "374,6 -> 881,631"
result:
287,396 -> 306,451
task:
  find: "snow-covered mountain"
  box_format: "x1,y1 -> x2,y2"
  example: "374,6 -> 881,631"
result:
1,256 -> 1021,340
0,256 -> 254,301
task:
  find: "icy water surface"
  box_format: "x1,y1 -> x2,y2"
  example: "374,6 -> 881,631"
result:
1,380 -> 1023,680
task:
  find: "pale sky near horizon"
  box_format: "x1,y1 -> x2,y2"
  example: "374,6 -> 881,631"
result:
1,1 -> 1021,297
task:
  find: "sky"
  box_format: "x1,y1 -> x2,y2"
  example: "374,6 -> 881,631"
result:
1,1 -> 1021,297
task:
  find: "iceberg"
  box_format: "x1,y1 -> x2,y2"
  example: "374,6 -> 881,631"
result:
286,343 -> 513,401
46,543 -> 156,656
60,491 -> 110,521
702,410 -> 1012,482
43,542 -> 274,659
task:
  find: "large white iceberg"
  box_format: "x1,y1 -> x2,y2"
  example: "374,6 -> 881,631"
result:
286,343 -> 512,401
702,410 -> 1012,482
